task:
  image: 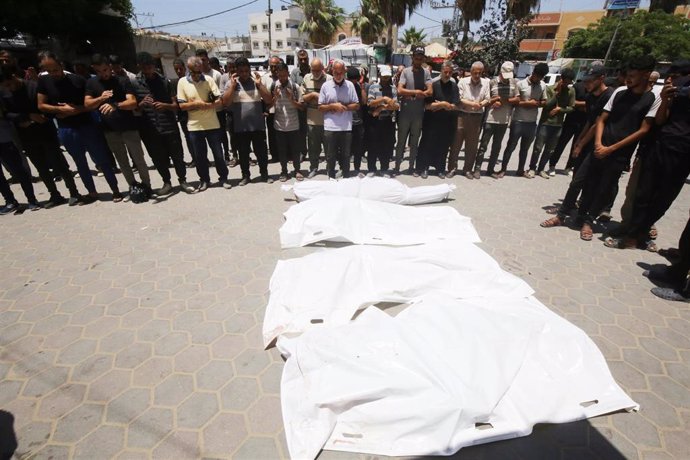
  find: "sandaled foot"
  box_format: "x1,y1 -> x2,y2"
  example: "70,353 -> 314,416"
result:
580,223 -> 593,241
540,216 -> 564,228
649,226 -> 658,240
603,236 -> 634,249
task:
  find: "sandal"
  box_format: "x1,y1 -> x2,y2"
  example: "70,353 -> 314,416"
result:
649,226 -> 658,240
644,240 -> 658,252
580,223 -> 593,241
603,236 -> 637,249
540,216 -> 564,228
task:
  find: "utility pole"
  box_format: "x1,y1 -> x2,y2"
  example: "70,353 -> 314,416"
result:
267,0 -> 273,57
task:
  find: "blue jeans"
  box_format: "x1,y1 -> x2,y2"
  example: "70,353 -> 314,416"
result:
189,129 -> 228,183
529,124 -> 562,172
59,124 -> 119,193
500,120 -> 537,174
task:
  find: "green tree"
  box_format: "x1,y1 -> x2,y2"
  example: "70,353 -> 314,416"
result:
372,0 -> 425,49
456,0 -> 540,45
649,0 -> 685,13
295,0 -> 346,47
351,0 -> 387,44
401,26 -> 428,46
563,10 -> 690,64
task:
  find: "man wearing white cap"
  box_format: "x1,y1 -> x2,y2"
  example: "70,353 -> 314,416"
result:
478,61 -> 520,178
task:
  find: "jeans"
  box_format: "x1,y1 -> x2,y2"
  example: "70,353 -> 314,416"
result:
139,126 -> 187,184
235,130 -> 269,179
367,117 -> 395,173
104,130 -> 150,186
478,123 -> 508,174
58,124 -> 119,193
21,134 -> 79,199
501,120 -> 537,174
307,124 -> 325,172
395,113 -> 423,170
0,142 -> 37,205
266,114 -> 277,161
324,130 -> 352,178
529,124 -> 562,172
275,130 -> 302,174
189,129 -> 228,184
549,121 -> 585,170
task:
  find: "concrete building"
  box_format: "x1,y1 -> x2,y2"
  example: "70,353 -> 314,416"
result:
329,18 -> 396,46
248,5 -> 309,57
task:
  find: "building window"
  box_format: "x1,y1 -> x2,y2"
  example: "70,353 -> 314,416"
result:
275,22 -> 282,31
567,28 -> 584,38
277,40 -> 283,48
253,41 -> 259,49
287,41 -> 292,47
544,32 -> 555,39
262,23 -> 268,31
251,24 -> 258,33
338,33 -> 347,41
263,41 -> 269,49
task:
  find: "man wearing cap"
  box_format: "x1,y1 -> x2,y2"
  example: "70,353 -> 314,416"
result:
549,72 -> 588,176
499,62 -> 549,176
300,58 -> 331,178
367,65 -> 398,176
395,45 -> 432,175
478,61 -> 519,178
318,59 -> 360,179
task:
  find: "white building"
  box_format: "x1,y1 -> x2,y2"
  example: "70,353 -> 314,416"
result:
248,5 -> 310,57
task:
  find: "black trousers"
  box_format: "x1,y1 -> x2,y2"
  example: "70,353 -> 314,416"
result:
323,130 -> 352,178
0,142 -> 37,205
216,111 -> 230,158
625,140 -> 690,241
22,136 -> 79,198
275,130 -> 302,174
351,123 -> 365,172
670,216 -> 690,286
236,130 -> 269,179
549,121 -> 585,169
140,126 -> 187,184
367,117 -> 395,173
417,118 -> 454,173
266,114 -> 277,161
577,155 -> 627,225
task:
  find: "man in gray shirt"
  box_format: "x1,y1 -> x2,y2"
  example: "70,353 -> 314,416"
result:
395,46 -> 432,175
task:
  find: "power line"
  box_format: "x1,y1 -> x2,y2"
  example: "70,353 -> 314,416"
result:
141,0 -> 260,29
411,11 -> 444,25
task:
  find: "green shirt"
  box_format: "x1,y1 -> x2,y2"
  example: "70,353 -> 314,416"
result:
540,85 -> 575,126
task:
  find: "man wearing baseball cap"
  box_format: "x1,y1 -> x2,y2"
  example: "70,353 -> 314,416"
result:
478,61 -> 520,178
394,45 -> 432,175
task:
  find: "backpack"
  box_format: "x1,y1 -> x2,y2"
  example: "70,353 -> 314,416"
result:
129,182 -> 150,204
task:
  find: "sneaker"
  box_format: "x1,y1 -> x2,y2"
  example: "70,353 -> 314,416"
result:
525,169 -> 535,179
197,182 -> 209,192
112,192 -> 124,202
0,202 -> 18,215
357,171 -> 365,179
497,170 -> 506,179
473,170 -> 481,180
307,169 -> 317,179
221,180 -> 233,189
68,196 -> 80,206
464,171 -> 473,180
179,181 -> 196,193
366,172 -> 376,178
598,211 -> 612,223
548,168 -> 556,177
539,171 -> 550,179
382,172 -> 392,179
565,167 -> 573,177
412,170 -> 420,178
27,202 -> 41,211
228,158 -> 238,167
295,171 -> 305,181
651,286 -> 690,303
446,169 -> 456,178
239,177 -> 250,186
261,175 -> 274,184
335,170 -> 343,179
80,193 -> 98,205
158,182 -> 173,195
420,170 -> 428,179
438,172 -> 446,179
46,195 -> 67,208
96,168 -> 104,177
490,172 -> 500,179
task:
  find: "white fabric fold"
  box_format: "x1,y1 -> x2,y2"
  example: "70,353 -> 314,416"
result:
279,196 -> 480,248
262,241 -> 533,347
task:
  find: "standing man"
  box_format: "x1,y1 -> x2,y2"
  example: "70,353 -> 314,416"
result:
499,62 -> 548,176
172,58 -> 195,167
548,73 -> 588,176
263,56 -> 281,163
395,46 -> 432,175
479,61 -> 520,178
135,52 -> 195,194
85,54 -> 152,194
291,50 -> 310,162
318,59 -> 360,179
36,51 -> 122,202
271,62 -> 305,181
177,56 -> 230,191
449,61 -> 490,179
196,49 -> 229,164
220,58 -> 239,167
416,60 -> 459,179
366,65 -> 398,177
527,67 -> 576,179
222,57 -> 273,185
300,58 -> 331,178
346,67 -> 366,177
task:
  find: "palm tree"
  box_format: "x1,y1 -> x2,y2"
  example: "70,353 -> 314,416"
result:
295,0 -> 346,48
401,26 -> 428,46
372,0 -> 425,50
457,0 -> 540,45
351,0 -> 387,44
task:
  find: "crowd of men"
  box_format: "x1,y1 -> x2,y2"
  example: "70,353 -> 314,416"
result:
0,46 -> 688,301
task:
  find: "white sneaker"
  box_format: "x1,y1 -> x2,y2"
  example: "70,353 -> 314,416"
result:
548,168 -> 556,177
222,180 -> 233,189
525,169 -> 535,179
179,181 -> 196,193
539,171 -> 550,179
565,167 -> 573,177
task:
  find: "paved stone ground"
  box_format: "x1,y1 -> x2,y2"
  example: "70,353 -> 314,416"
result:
1,144 -> 689,460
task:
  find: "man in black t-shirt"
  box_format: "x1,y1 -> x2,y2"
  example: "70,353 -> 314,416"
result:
416,61 -> 459,178
1,64 -> 81,207
606,59 -> 690,250
36,51 -> 122,202
85,54 -> 152,193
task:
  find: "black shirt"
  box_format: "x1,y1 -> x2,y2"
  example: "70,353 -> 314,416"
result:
135,72 -> 179,134
424,79 -> 459,126
658,75 -> 690,153
602,87 -> 657,162
2,80 -> 58,141
37,73 -> 92,128
564,81 -> 587,125
85,75 -> 137,131
585,86 -> 615,126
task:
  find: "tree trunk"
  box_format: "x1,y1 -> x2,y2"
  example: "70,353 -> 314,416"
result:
460,11 -> 471,45
387,22 -> 394,51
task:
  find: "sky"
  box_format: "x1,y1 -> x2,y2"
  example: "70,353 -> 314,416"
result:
129,0 -> 651,39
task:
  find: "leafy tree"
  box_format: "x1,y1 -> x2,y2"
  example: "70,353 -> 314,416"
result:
563,10 -> 690,64
351,0 -> 387,44
401,26 -> 428,46
456,0 -> 540,45
454,0 -> 531,72
295,0 -> 346,47
372,0 -> 425,49
649,0 -> 685,13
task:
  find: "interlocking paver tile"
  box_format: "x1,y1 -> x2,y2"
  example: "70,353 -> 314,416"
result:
127,407 -> 174,449
36,383 -> 87,420
73,425 -> 125,460
176,392 -> 218,429
202,412 -> 247,456
154,373 -> 195,406
220,377 -> 260,411
53,403 -> 105,443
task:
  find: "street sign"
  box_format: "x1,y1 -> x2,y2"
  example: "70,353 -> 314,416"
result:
605,0 -> 640,10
